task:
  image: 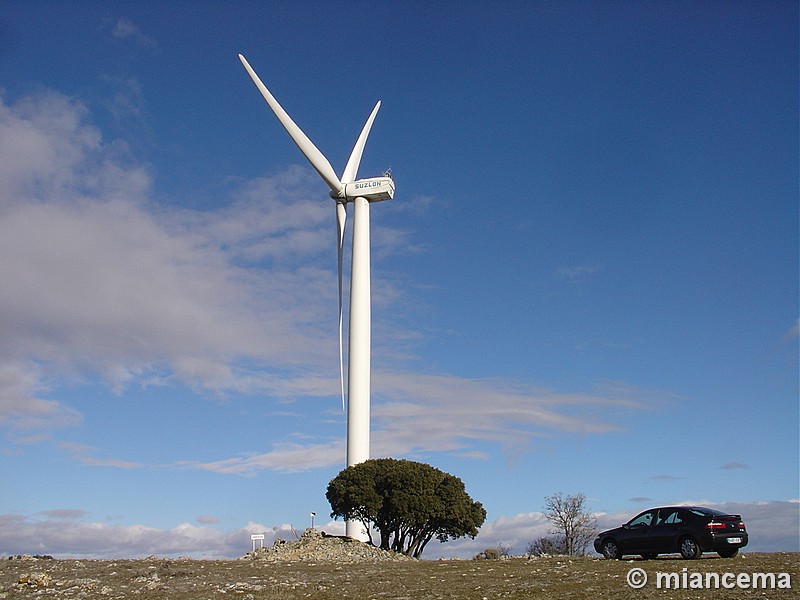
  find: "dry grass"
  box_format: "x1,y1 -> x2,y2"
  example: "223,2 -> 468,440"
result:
2,552 -> 797,599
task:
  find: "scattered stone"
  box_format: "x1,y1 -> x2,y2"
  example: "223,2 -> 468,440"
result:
0,552 -> 795,599
242,528 -> 413,563
7,554 -> 54,561
18,571 -> 53,587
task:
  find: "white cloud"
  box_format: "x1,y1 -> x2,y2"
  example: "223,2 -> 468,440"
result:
187,439 -> 347,475
0,363 -> 81,432
110,18 -> 156,49
0,89 -> 669,475
0,90 -> 103,201
785,319 -> 799,341
57,441 -> 142,469
719,462 -> 750,470
0,90 -> 347,437
371,374 -> 660,456
671,500 -> 800,554
427,511 -> 552,559
196,515 -> 220,525
0,512 -> 338,559
190,375 -> 667,474
555,264 -> 604,282
0,514 -> 234,558
3,500 -> 792,559
40,509 -> 89,521
430,500 -> 800,558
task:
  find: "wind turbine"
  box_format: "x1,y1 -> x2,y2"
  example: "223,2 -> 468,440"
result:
238,54 -> 393,540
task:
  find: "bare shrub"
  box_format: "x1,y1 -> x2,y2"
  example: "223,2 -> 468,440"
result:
526,536 -> 567,556
542,492 -> 597,556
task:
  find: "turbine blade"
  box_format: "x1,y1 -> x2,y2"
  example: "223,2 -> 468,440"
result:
336,201 -> 347,412
341,101 -> 381,184
238,54 -> 343,195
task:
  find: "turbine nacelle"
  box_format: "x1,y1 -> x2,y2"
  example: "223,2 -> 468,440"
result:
333,176 -> 395,203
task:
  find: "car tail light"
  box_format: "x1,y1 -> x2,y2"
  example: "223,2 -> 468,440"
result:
705,522 -> 726,530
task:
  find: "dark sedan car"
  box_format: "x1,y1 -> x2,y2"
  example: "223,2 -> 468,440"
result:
594,506 -> 748,559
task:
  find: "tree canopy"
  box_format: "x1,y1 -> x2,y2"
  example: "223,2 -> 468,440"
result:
326,458 -> 486,558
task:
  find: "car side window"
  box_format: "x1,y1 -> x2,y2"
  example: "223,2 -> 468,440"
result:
629,511 -> 654,528
663,510 -> 682,524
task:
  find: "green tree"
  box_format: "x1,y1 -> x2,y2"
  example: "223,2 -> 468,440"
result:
326,458 -> 486,558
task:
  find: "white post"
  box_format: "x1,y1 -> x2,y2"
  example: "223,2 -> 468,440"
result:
250,534 -> 264,551
346,196 -> 371,541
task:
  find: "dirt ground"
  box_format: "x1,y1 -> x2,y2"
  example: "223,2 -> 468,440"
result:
1,552 -> 796,599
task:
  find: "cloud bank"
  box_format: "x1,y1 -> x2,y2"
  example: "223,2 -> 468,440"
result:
2,501 -> 795,559
0,89 -> 339,435
0,88 -> 670,471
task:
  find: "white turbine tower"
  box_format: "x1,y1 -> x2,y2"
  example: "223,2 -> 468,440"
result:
238,54 -> 393,540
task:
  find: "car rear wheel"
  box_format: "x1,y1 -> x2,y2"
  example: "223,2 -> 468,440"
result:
601,539 -> 622,560
718,549 -> 739,558
679,536 -> 702,559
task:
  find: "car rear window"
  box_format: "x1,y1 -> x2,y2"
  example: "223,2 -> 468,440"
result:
689,508 -> 727,517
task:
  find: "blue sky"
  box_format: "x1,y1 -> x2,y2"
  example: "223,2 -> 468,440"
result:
0,1 -> 797,558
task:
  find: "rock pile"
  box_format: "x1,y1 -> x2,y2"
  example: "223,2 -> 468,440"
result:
242,528 -> 413,563
17,571 -> 53,588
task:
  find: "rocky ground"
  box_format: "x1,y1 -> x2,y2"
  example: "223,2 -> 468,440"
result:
1,532 -> 796,599
243,529 -> 413,563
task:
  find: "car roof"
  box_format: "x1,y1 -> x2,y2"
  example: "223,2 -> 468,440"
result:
643,506 -> 730,515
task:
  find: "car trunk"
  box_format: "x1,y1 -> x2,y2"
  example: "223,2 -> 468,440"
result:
706,514 -> 746,534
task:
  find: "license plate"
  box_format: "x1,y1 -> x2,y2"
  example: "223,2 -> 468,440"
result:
728,537 -> 742,544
